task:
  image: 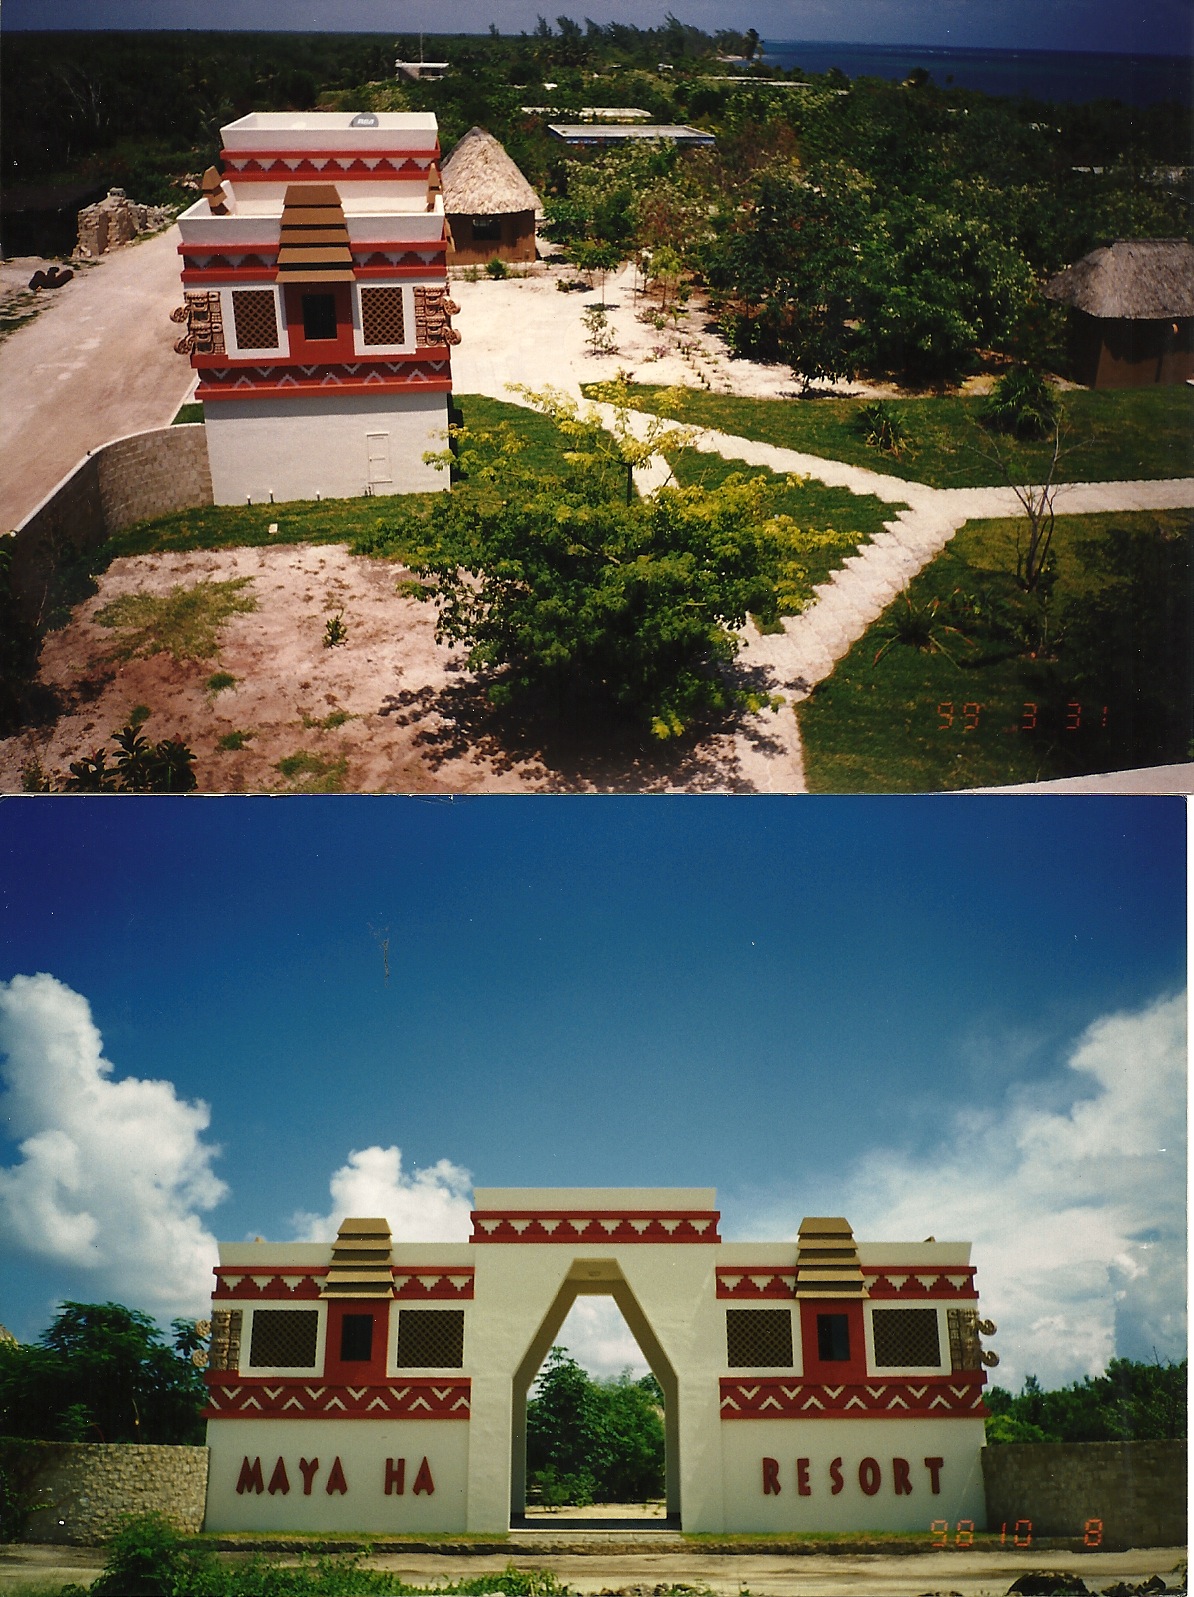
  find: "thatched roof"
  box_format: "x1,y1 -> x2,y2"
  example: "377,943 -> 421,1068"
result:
441,126 -> 540,217
1045,238 -> 1194,320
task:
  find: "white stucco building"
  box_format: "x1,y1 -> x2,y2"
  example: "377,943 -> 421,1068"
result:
202,1189 -> 996,1534
174,112 -> 456,505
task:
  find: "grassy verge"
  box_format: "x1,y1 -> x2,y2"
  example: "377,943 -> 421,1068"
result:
172,401 -> 204,425
55,395 -> 902,631
797,508 -> 1193,792
595,383 -> 1194,489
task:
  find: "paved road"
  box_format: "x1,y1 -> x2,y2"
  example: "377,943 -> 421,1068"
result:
0,228 -> 194,532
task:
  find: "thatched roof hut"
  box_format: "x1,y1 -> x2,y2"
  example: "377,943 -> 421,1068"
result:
441,127 -> 540,265
1045,238 -> 1194,319
1045,239 -> 1194,387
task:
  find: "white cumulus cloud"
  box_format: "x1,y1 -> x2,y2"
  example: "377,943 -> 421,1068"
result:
291,1145 -> 474,1243
0,973 -> 227,1318
828,990 -> 1187,1390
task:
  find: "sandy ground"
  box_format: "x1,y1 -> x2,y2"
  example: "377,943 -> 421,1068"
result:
0,227 -> 194,531
0,544 -> 799,794
449,256 -> 911,406
0,1540 -> 1185,1596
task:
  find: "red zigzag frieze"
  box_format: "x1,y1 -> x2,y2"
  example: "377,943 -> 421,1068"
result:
719,1377 -> 988,1419
203,1378 -> 471,1420
470,1211 -> 722,1243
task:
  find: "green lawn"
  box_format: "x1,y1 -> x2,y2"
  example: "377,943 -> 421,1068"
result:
111,396 -> 901,625
797,509 -> 1193,792
593,384 -> 1194,490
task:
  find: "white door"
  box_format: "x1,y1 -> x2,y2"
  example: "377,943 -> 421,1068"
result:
366,431 -> 392,487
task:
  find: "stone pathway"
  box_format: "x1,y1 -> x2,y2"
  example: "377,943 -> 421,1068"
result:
597,404 -> 1194,792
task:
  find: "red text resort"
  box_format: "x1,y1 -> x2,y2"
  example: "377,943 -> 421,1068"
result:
202,1188 -> 997,1533
175,111 -> 457,505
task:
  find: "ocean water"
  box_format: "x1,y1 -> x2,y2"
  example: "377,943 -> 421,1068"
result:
759,41 -> 1193,106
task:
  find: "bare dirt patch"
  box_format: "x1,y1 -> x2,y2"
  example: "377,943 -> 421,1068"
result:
1,543 -> 787,794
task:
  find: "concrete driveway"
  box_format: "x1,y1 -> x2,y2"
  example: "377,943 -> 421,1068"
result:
0,227 -> 194,533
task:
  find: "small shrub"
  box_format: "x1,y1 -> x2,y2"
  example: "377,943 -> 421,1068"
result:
485,255 -> 509,279
983,365 -> 1059,439
856,400 -> 909,458
206,671 -> 236,694
63,720 -> 197,792
323,612 -> 348,648
873,591 -> 969,667
90,1512 -> 218,1596
217,730 -> 251,751
582,303 -> 617,356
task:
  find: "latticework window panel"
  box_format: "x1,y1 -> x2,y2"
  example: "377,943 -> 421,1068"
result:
948,1308 -> 981,1371
232,289 -> 278,350
248,1308 -> 319,1369
396,1309 -> 465,1368
210,1308 -> 242,1372
872,1308 -> 941,1368
726,1308 -> 794,1369
360,286 -> 406,347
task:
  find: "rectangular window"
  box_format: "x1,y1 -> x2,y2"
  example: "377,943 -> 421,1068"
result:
301,292 -> 338,341
231,289 -> 278,350
872,1307 -> 941,1368
396,1308 -> 465,1368
816,1312 -> 851,1362
726,1308 -> 794,1369
248,1308 -> 318,1369
339,1312 -> 374,1362
471,216 -> 501,241
360,286 -> 406,347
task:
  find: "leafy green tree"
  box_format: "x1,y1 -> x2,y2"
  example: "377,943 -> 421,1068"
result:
526,1347 -> 665,1504
858,199 -> 1035,386
0,1303 -> 207,1445
702,162 -> 868,389
984,1359 -> 1187,1444
409,389 -> 786,738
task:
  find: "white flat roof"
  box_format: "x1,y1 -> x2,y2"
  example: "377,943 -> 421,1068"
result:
224,111 -> 438,133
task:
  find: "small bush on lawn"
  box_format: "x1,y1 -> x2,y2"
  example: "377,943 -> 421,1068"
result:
983,366 -> 1059,440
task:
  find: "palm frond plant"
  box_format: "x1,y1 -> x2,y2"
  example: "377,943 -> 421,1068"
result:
873,589 -> 970,667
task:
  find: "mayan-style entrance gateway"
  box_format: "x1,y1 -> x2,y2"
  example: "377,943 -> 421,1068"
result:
203,1189 -> 996,1533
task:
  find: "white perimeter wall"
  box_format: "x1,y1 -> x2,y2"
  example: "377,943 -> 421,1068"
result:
205,1418 -> 468,1533
720,1418 -> 987,1533
203,390 -> 449,504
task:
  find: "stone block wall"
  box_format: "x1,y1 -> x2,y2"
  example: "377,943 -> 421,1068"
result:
2,1439 -> 208,1544
981,1440 -> 1186,1548
76,189 -> 173,258
5,425 -> 213,628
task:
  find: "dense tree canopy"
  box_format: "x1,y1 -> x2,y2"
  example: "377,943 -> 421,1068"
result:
985,1359 -> 1187,1445
527,1346 -> 665,1504
0,1302 -> 207,1445
2,24 -> 1188,384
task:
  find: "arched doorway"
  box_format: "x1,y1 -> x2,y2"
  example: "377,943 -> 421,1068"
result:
509,1258 -> 680,1526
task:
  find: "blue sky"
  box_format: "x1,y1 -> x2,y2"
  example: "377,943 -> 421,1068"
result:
4,0 -> 1192,56
0,795 -> 1186,1392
